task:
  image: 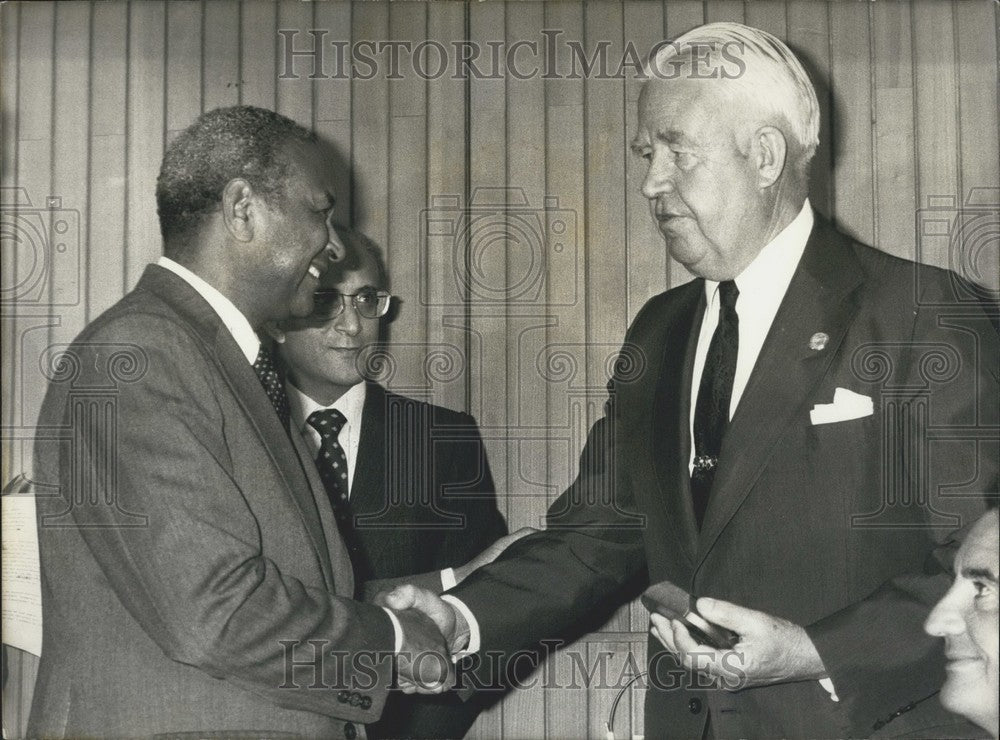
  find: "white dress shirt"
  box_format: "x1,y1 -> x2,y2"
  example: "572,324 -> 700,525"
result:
288,380 -> 367,494
157,257 -> 260,363
155,258 -> 405,651
688,199 -> 813,472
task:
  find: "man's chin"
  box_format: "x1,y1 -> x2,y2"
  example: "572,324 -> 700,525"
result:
939,677 -> 990,723
664,237 -> 707,269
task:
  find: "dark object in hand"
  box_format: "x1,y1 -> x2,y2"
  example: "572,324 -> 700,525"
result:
641,581 -> 740,650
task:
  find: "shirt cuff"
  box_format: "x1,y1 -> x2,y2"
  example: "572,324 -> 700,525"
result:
818,677 -> 839,702
440,568 -> 457,591
441,594 -> 479,656
382,606 -> 403,654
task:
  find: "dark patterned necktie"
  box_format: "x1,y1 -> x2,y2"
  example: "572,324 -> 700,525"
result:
307,409 -> 364,580
252,345 -> 290,430
691,280 -> 739,529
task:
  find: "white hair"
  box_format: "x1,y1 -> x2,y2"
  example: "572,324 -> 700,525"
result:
645,22 -> 820,179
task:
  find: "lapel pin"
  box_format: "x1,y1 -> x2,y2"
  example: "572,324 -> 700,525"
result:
809,332 -> 829,351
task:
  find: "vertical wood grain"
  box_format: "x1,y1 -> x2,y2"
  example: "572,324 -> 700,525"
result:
466,3 -> 508,615
240,0 -> 277,109
88,0 -> 128,320
424,1 -> 468,416
126,1 -> 165,288
829,1 -> 874,243
623,1 -> 667,326
704,0 -> 745,25
314,0 -> 353,227
583,3 -> 633,648
912,0 -> 960,271
350,1 -> 389,245
165,0 -> 202,141
540,5 -> 590,733
787,1 -> 833,219
745,0 -> 787,38
872,0 -> 916,261
500,8 -> 548,734
2,4 -> 999,739
203,0 -> 240,111
12,1 -> 55,442
663,0 -> 703,289
0,1 -> 20,478
385,2 -> 428,394
953,0 -> 1000,291
275,1 -> 313,121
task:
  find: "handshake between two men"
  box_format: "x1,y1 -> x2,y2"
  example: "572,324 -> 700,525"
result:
375,524 -> 536,695
377,585 -> 470,694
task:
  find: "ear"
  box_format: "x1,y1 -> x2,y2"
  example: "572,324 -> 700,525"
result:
262,320 -> 286,344
752,125 -> 787,189
221,179 -> 256,242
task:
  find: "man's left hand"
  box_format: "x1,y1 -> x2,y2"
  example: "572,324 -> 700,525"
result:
650,597 -> 828,689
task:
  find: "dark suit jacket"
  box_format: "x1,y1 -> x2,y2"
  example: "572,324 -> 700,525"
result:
346,383 -> 507,739
28,266 -> 396,738
449,216 -> 998,738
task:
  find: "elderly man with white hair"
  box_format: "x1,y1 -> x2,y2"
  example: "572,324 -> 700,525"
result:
380,22 -> 999,738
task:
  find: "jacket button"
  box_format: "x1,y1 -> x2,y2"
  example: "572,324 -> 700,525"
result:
349,692 -> 362,706
344,722 -> 357,740
361,696 -> 372,710
688,697 -> 702,714
337,690 -> 349,703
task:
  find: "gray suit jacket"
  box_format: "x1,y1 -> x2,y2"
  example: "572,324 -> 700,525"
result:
28,265 -> 395,738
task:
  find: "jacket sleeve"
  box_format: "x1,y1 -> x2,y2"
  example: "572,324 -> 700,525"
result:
445,371 -> 648,664
39,315 -> 395,722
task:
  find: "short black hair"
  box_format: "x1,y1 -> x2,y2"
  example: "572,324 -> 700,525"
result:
156,105 -> 315,254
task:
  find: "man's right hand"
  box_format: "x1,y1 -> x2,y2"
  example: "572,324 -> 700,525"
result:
378,585 -> 468,655
392,606 -> 454,694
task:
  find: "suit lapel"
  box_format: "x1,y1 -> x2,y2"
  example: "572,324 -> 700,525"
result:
696,219 -> 866,565
288,422 -> 352,596
642,281 -> 704,567
351,383 -> 387,520
350,383 -> 404,569
139,266 -> 337,591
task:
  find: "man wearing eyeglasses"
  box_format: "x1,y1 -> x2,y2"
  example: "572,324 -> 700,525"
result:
270,225 -> 510,739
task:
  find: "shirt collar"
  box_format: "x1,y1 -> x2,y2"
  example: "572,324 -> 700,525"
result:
703,198 -> 813,307
287,380 -> 368,434
157,256 -> 260,363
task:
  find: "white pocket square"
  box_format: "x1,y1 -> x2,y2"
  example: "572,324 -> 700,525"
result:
810,387 -> 874,425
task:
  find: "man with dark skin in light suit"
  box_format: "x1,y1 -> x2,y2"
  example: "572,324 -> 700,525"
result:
29,106 -> 453,739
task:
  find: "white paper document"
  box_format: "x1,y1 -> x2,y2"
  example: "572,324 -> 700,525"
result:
2,488 -> 43,657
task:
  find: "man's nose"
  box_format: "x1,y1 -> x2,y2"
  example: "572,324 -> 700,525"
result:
331,302 -> 362,336
641,155 -> 675,200
325,213 -> 347,262
924,589 -> 966,637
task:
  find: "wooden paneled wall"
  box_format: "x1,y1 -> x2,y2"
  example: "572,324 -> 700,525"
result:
2,2 -> 998,738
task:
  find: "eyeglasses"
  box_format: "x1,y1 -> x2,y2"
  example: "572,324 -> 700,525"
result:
311,288 -> 392,320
